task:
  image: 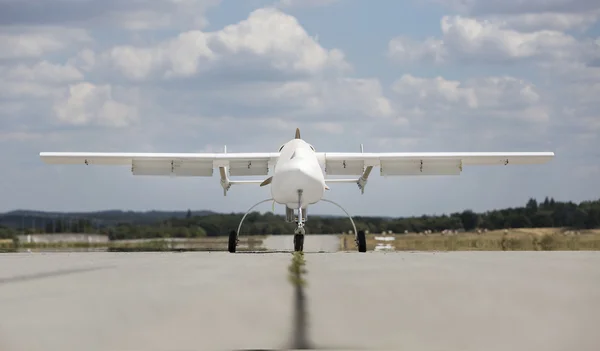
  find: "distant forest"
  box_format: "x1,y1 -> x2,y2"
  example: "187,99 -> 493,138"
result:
1,197 -> 599,240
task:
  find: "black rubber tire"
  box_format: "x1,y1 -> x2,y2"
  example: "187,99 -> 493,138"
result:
357,230 -> 367,253
228,230 -> 237,253
293,234 -> 304,252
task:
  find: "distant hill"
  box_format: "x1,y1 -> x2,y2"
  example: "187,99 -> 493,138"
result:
0,209 -> 217,230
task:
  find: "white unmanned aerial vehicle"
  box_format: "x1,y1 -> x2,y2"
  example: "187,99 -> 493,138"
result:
40,128 -> 554,253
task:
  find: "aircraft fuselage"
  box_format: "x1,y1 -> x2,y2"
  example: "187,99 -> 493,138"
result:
270,138 -> 325,209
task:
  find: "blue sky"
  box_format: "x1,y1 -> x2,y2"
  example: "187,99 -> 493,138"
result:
0,0 -> 599,217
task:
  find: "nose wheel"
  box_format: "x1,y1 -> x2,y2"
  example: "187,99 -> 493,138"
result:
292,216 -> 306,252
293,233 -> 304,252
293,189 -> 306,252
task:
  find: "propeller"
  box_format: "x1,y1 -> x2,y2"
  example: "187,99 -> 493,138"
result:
260,176 -> 272,187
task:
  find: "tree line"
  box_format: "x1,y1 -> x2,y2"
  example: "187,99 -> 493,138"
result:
1,197 -> 599,240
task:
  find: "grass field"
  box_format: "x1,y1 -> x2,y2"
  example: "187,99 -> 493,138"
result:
339,228 -> 600,251
3,228 -> 600,252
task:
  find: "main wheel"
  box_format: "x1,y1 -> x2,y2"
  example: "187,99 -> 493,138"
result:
228,230 -> 237,253
357,230 -> 367,253
293,234 -> 304,252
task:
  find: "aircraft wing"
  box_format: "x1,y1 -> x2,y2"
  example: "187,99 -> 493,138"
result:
40,151 -> 280,195
40,152 -> 280,176
320,151 -> 555,176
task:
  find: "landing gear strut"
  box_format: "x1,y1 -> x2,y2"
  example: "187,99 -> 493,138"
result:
230,198 -> 274,253
294,190 -> 305,252
230,195 -> 367,253
320,199 -> 366,253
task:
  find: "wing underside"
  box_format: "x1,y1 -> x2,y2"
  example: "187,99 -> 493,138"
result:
321,152 -> 555,176
39,152 -> 280,177
39,152 -> 280,196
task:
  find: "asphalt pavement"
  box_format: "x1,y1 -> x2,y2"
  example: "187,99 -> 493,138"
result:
0,236 -> 598,351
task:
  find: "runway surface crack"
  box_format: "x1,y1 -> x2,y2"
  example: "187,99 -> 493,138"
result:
288,251 -> 312,350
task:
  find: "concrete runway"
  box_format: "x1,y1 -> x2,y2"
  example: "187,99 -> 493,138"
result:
0,236 -> 599,351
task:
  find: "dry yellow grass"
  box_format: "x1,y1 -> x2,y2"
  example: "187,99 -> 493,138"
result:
5,236 -> 267,252
339,228 -> 600,251
107,236 -> 266,251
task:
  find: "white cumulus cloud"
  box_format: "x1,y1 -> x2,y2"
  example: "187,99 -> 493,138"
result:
389,15 -> 600,65
96,8 -> 350,81
53,83 -> 139,128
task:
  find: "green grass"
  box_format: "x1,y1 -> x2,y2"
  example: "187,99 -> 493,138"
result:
288,251 -> 307,287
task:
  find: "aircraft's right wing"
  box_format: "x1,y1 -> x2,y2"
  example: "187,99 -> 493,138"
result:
318,151 -> 555,193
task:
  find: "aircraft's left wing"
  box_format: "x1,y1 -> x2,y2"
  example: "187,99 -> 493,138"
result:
318,151 -> 555,193
39,151 -> 280,196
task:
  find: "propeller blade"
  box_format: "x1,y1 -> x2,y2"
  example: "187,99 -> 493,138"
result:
260,176 -> 273,187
